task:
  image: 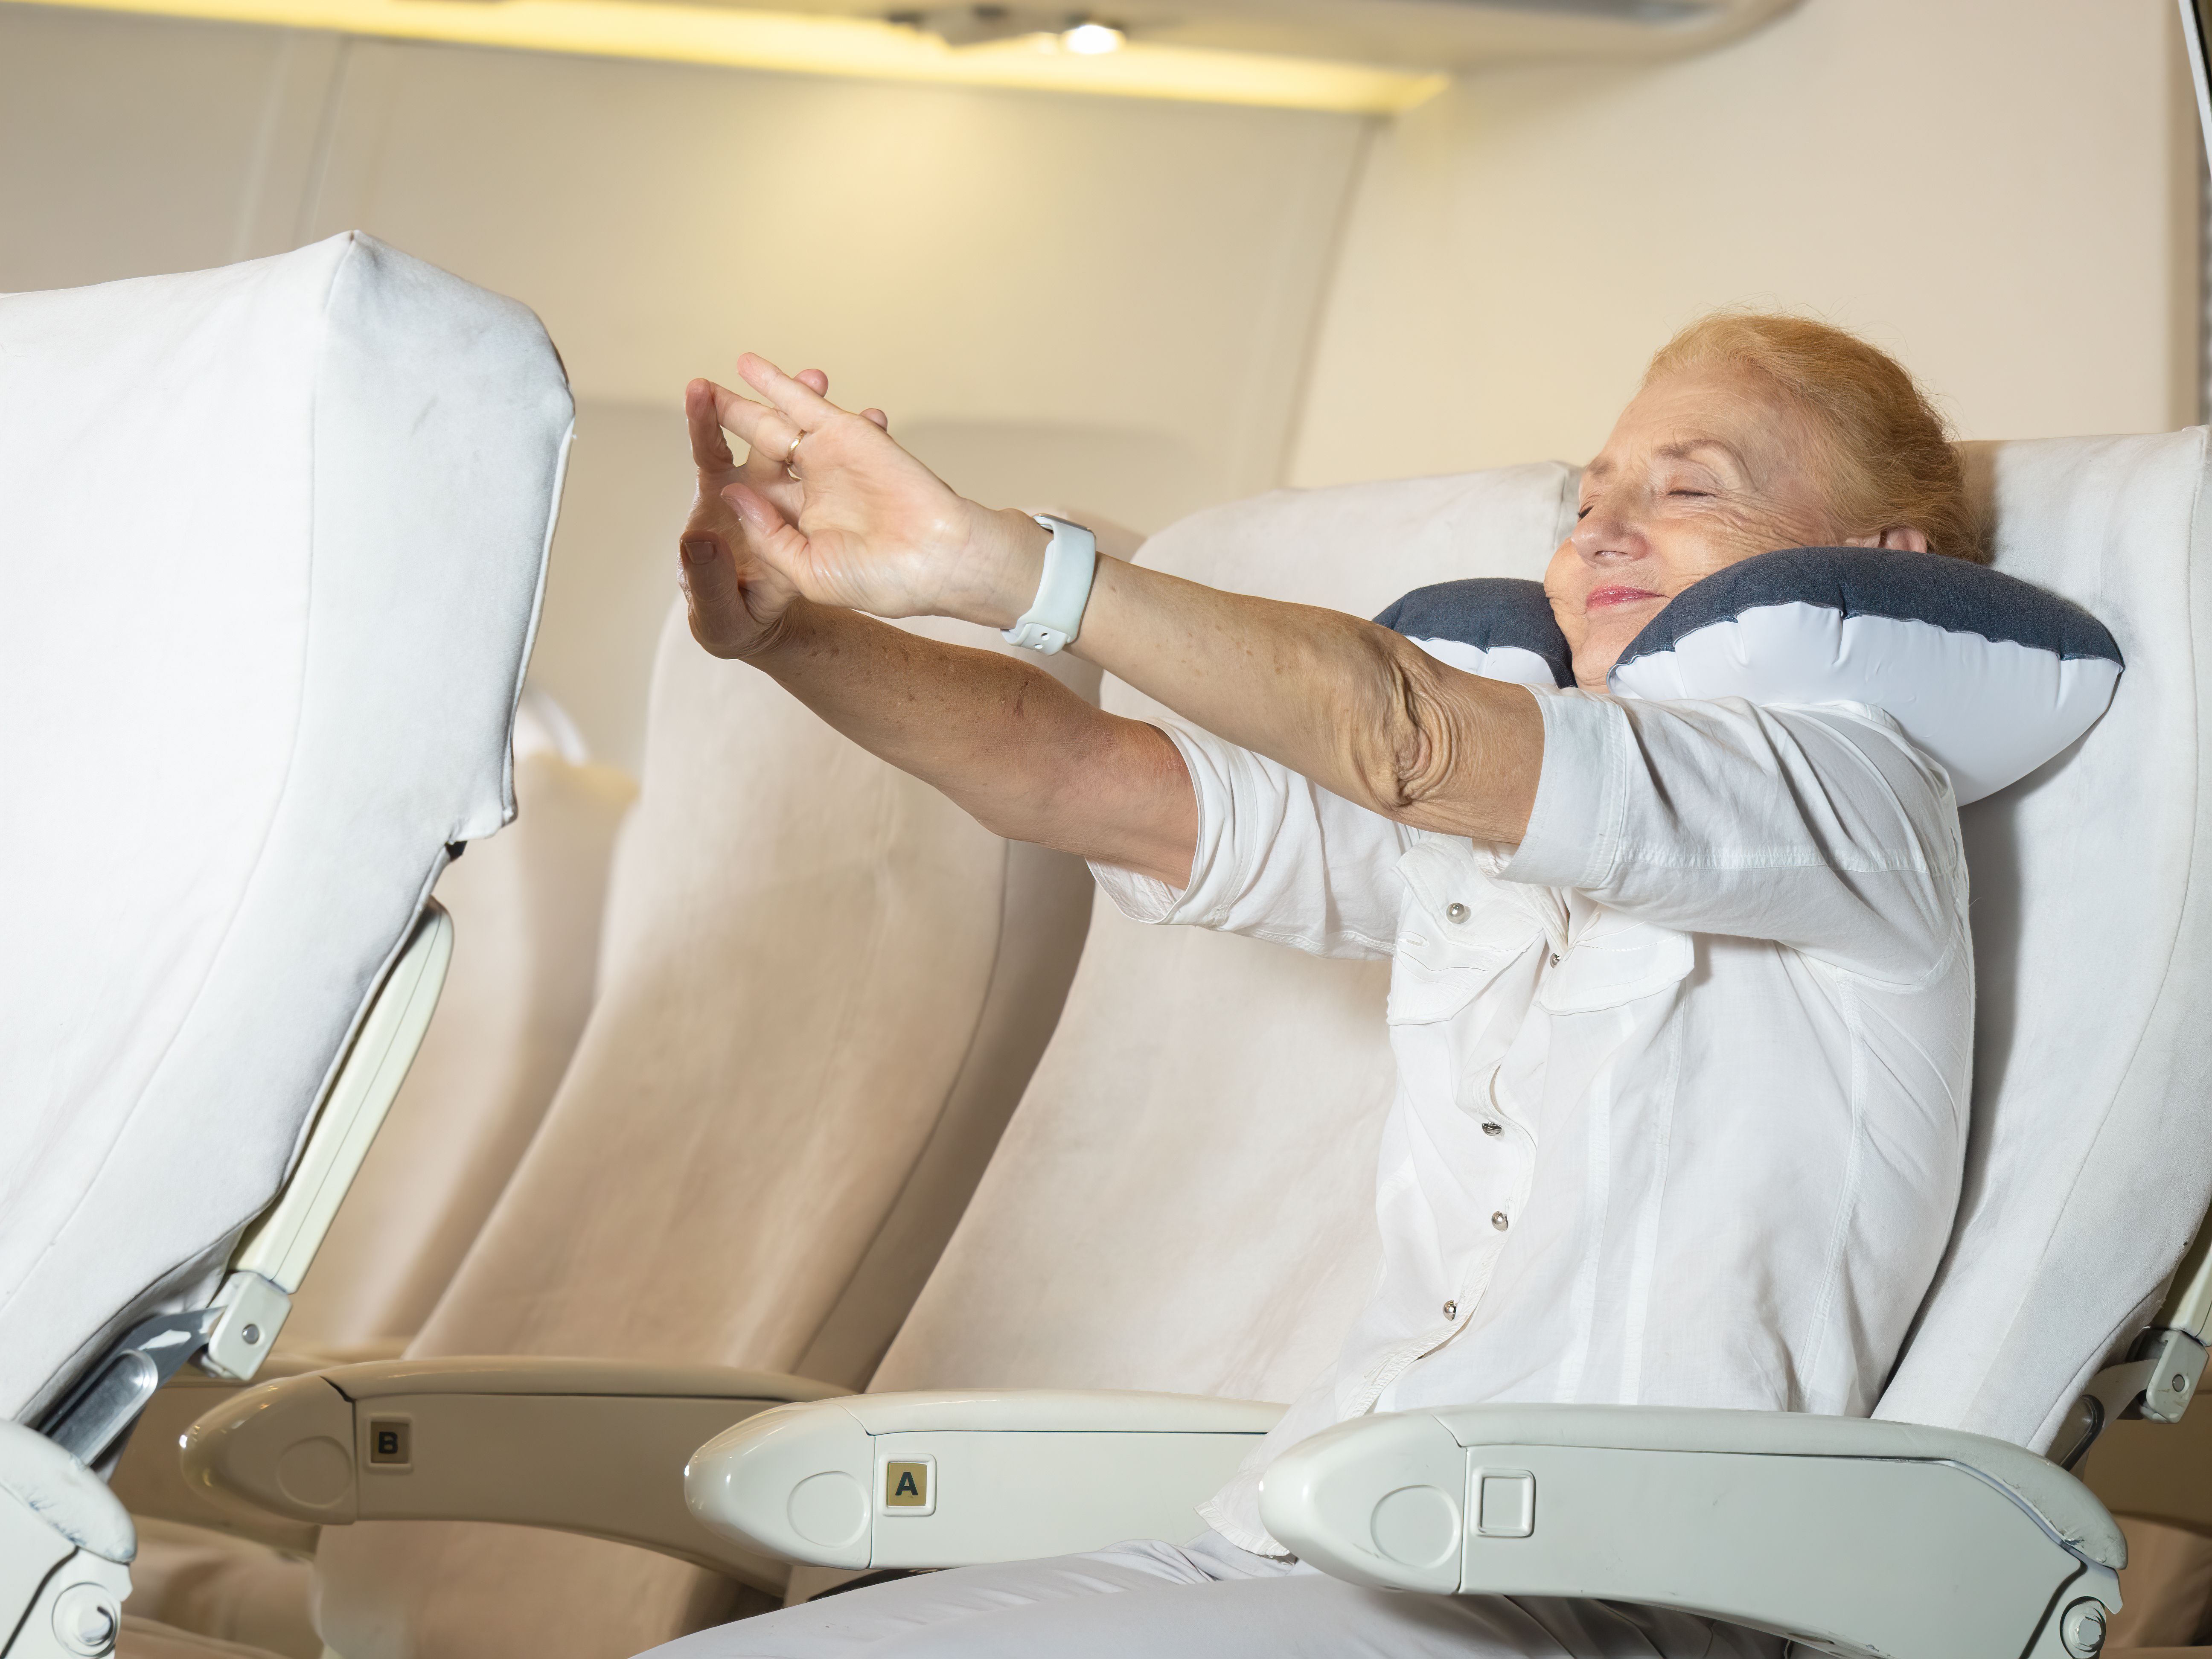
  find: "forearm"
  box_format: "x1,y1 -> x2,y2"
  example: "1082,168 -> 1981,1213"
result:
748,600 -> 1196,885
689,361 -> 1540,846
1067,556 -> 1545,844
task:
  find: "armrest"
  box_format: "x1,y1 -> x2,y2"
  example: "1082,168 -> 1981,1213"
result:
685,1389 -> 1284,1571
177,1357 -> 847,1591
1260,1404 -> 2124,1659
109,1350 -> 337,1553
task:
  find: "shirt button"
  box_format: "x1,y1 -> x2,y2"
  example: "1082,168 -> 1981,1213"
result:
1442,1300 -> 1458,1320
1446,902 -> 1469,923
1492,1211 -> 1510,1231
1481,1121 -> 1503,1136
1549,951 -> 1561,966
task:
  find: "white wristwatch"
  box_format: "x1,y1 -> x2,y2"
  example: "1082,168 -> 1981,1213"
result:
1001,514 -> 1099,655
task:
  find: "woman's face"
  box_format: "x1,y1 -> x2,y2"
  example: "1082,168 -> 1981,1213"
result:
1545,365 -> 1916,690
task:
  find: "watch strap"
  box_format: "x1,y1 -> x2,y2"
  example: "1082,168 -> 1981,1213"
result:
1001,515 -> 1099,655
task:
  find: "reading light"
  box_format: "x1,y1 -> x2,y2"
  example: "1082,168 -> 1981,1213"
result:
1062,21 -> 1123,54
9,0 -> 1445,114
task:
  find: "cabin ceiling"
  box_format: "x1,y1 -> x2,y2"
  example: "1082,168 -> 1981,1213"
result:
4,0 -> 1799,116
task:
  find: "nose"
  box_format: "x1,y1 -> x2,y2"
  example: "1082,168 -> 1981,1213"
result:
1570,489 -> 1648,563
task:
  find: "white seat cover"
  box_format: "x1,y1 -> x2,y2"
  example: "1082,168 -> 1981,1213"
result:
1877,431 -> 2212,1449
0,233 -> 571,1423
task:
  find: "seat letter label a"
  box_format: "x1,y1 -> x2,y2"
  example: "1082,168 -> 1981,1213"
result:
881,1455 -> 935,1515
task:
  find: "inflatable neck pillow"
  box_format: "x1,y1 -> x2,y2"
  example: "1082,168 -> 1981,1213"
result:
1374,546 -> 2123,805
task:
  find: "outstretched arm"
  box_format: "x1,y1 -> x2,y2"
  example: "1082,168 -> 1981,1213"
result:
677,377 -> 1197,886
699,355 -> 1545,846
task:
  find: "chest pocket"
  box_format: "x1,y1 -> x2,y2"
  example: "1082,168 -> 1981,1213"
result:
1386,841 -> 1542,1025
1537,911 -> 1695,1015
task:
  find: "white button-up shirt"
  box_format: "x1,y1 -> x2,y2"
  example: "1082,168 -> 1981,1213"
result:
1091,688 -> 1973,1557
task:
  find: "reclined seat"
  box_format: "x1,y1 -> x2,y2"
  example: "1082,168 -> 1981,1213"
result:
0,232 -> 572,1659
147,583 -> 1115,1659
192,429 -> 2212,1659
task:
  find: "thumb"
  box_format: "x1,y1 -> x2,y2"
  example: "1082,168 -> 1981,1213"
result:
677,531 -> 755,657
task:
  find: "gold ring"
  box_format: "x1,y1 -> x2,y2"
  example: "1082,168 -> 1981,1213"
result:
783,431 -> 804,475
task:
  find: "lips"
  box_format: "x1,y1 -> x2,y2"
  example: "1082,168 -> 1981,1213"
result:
1585,584 -> 1664,611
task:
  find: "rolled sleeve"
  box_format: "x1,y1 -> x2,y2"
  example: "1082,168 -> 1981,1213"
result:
1501,689 -> 1964,982
1087,721 -> 1410,960
1501,688 -> 1626,891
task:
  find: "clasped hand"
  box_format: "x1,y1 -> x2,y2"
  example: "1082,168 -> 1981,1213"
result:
678,353 -> 1048,659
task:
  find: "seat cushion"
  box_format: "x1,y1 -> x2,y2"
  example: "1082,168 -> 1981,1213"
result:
126,1520 -> 318,1659
2111,1516 -> 2212,1650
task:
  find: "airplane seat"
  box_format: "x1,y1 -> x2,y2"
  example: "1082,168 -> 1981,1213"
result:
648,431 -> 2212,1659
0,233 -> 570,1659
286,592 -> 1115,1659
1230,430 -> 2212,1658
110,691 -> 637,1659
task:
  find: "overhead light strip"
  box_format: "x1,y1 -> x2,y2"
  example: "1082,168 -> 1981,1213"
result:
7,0 -> 1449,113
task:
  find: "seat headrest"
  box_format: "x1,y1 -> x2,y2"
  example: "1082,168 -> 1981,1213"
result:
1379,546 -> 2124,804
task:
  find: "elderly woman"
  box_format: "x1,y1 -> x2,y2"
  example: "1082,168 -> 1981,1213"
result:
655,314 -> 1973,1659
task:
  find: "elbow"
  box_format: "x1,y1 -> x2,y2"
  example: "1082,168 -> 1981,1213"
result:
1344,643 -> 1544,844
1348,653 -> 1458,823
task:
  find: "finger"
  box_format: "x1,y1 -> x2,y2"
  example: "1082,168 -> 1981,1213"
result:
736,352 -> 844,432
723,479 -> 791,540
687,379 -> 737,472
710,381 -> 803,461
861,407 -> 889,431
722,479 -> 813,582
797,368 -> 830,396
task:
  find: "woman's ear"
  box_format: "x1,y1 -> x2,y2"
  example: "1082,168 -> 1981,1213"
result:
1844,525 -> 1931,554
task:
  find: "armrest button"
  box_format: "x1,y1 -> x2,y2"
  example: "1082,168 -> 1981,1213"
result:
1475,1470 -> 1535,1538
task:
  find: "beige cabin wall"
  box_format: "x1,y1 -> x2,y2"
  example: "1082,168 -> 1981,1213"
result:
1289,0 -> 2200,491
3,0 -> 2195,765
0,1 -> 1364,767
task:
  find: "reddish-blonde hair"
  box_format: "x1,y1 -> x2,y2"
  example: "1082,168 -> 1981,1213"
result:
1644,312 -> 1986,564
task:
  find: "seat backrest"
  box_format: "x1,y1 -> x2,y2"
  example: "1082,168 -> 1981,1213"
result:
281,708 -> 638,1359
312,606 -> 1105,1659
873,464 -> 1578,1402
1874,431 -> 2212,1451
0,233 -> 569,1425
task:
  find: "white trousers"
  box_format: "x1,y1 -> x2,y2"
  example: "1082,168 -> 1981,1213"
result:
639,1534 -> 1787,1659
